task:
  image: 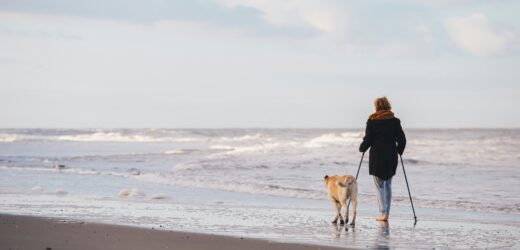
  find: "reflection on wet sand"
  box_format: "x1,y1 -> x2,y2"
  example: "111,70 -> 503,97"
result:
332,221 -> 390,249
374,221 -> 390,249
332,223 -> 357,246
332,224 -> 343,239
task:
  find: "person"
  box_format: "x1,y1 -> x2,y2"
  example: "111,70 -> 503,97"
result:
359,97 -> 406,221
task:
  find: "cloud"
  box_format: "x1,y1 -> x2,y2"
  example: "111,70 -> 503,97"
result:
0,0 -> 226,23
218,0 -> 354,39
0,0 -> 322,38
445,13 -> 515,56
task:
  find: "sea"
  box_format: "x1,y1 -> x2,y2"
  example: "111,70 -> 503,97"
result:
1,128 -> 519,248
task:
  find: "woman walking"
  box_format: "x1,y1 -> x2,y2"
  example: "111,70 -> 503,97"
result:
359,97 -> 406,221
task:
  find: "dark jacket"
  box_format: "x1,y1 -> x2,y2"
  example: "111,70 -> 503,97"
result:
359,117 -> 406,180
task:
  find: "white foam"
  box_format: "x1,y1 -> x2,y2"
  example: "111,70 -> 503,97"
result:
215,133 -> 264,142
118,188 -> 132,197
55,189 -> 68,196
132,172 -> 326,200
55,132 -> 202,143
0,133 -> 19,142
210,143 -> 282,157
164,149 -> 199,155
0,131 -> 205,143
150,193 -> 169,200
0,166 -> 135,179
164,149 -> 185,154
119,188 -> 145,198
57,132 -> 162,142
304,132 -> 363,148
30,186 -> 43,193
172,162 -> 200,171
210,145 -> 235,150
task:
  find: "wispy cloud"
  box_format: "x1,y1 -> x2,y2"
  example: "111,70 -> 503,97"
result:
446,13 -> 515,56
218,0 -> 354,39
0,0 -> 320,38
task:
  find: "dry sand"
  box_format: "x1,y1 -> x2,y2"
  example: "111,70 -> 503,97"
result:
0,214 -> 347,250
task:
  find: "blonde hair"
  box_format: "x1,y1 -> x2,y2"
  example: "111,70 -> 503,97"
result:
374,96 -> 392,111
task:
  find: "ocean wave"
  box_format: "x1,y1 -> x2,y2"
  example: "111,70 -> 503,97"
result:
402,158 -> 423,165
0,131 -> 204,143
164,149 -> 199,155
56,132 -> 200,143
3,165 -> 517,213
213,133 -> 265,142
0,133 -> 51,142
304,132 -> 363,148
0,133 -> 19,142
208,143 -> 283,157
209,145 -> 236,150
0,165 -> 130,178
164,149 -> 184,154
128,172 -> 520,213
132,172 -> 327,200
172,162 -> 202,171
30,186 -> 44,193
0,130 -> 274,143
149,193 -> 170,200
119,188 -> 145,198
55,189 -> 68,196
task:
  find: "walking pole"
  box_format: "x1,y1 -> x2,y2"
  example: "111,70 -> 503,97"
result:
355,152 -> 365,179
347,152 -> 365,209
400,154 -> 418,225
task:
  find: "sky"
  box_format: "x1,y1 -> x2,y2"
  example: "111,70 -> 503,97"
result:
0,0 -> 519,128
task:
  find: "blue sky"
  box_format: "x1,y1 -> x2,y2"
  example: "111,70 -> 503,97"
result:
0,0 -> 519,128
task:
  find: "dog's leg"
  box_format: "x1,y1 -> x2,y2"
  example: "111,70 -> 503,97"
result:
331,200 -> 341,224
341,199 -> 349,225
350,198 -> 357,226
338,202 -> 345,225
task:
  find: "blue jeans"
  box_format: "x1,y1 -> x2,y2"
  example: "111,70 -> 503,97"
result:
373,176 -> 392,215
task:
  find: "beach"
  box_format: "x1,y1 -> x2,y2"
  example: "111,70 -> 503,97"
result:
0,214 -> 347,250
1,128 -> 519,249
2,0 -> 519,248
1,192 -> 519,249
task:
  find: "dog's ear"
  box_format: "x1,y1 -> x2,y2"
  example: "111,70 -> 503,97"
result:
324,175 -> 329,180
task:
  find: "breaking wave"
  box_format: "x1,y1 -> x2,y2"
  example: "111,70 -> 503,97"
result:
304,132 -> 364,148
0,129 -> 272,143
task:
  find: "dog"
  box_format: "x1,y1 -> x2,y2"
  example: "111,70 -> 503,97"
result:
324,175 -> 358,225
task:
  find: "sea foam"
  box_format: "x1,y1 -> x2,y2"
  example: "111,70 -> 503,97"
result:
119,188 -> 146,198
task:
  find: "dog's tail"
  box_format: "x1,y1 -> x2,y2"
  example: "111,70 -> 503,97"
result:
336,178 -> 355,188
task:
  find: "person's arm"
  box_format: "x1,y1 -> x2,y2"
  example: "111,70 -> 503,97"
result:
396,119 -> 406,155
359,121 -> 373,153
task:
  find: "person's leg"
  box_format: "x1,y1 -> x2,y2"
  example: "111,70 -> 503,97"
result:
373,176 -> 387,220
385,177 -> 393,216
381,177 -> 392,220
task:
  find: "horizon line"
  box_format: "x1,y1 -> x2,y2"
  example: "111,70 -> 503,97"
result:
1,127 -> 519,130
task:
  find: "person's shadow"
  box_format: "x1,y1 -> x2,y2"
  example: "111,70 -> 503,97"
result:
373,221 -> 390,249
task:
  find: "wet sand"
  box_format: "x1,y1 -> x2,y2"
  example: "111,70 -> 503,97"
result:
0,214 -> 347,250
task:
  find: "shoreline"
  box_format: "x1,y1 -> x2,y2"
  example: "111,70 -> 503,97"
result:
0,213 -> 349,250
